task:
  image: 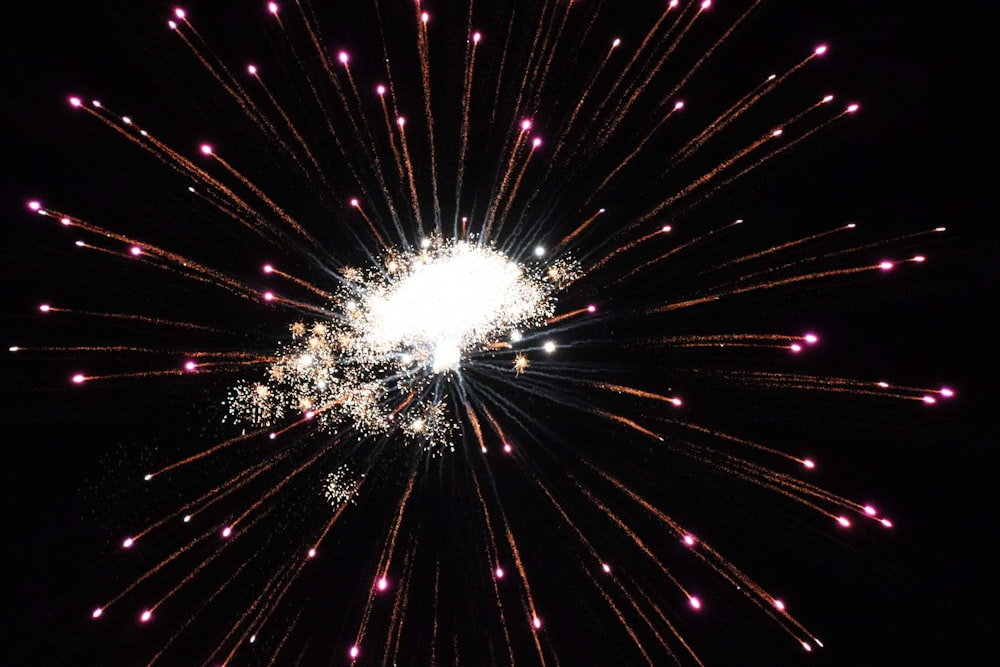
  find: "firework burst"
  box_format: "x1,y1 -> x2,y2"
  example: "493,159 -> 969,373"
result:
12,1 -> 956,665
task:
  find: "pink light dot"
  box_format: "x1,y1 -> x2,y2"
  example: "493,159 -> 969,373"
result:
802,641 -> 812,652
305,410 -> 315,420
587,305 -> 596,313
774,599 -> 786,611
836,516 -> 851,528
682,534 -> 696,546
803,459 -> 815,469
940,387 -> 954,398
601,563 -> 611,573
879,261 -> 894,271
122,537 -> 134,548
92,100 -> 102,109
771,128 -> 783,137
846,222 -> 857,228
913,255 -> 926,262
130,246 -> 142,256
247,64 -> 257,75
397,117 -> 406,127
39,304 -> 51,312
338,51 -> 349,64
922,395 -> 936,405
376,85 -> 385,96
612,38 -> 621,48
268,2 -> 279,14
532,137 -> 542,147
263,264 -> 274,273
69,97 -> 82,107
662,225 -> 672,233
167,19 -> 177,30
183,515 -> 191,522
72,374 -> 86,384
822,94 -> 834,103
349,645 -> 360,659
689,596 -> 701,610
173,7 -> 186,19
140,609 -> 152,623
269,432 -> 277,440
377,577 -> 388,591
863,505 -> 877,516
503,443 -> 512,453
532,616 -> 542,629
221,526 -> 233,538
790,343 -> 802,353
671,397 -> 682,407
184,361 -> 196,372
28,200 -> 42,211
350,198 -> 360,208
700,0 -> 711,9
935,226 -> 947,232
881,518 -> 894,528
307,548 -> 316,558
143,473 -> 152,481
804,333 -> 818,344
421,11 -> 429,23
814,44 -> 828,56
520,119 -> 532,131
495,566 -> 504,578
480,445 -> 487,453
200,144 -> 213,155
91,607 -> 103,619
674,100 -> 684,110
263,291 -> 275,301
846,103 -> 860,113
669,0 -> 679,7
877,381 -> 890,388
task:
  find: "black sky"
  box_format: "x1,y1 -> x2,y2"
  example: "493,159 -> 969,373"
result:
2,1 -> 994,665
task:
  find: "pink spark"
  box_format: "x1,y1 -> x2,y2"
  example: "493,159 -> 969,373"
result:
601,563 -> 611,573
69,97 -> 82,108
520,119 -> 532,131
268,2 -> 279,14
682,534 -> 696,547
922,395 -> 936,405
532,137 -> 542,148
376,85 -> 385,96
532,616 -> 542,629
140,609 -> 152,623
247,64 -> 257,75
661,225 -> 672,233
803,458 -> 816,469
184,360 -> 197,372
349,645 -> 360,659
221,526 -> 233,538
822,94 -> 834,103
612,38 -> 621,48
397,117 -> 406,128
877,381 -> 890,388
773,599 -> 786,611
350,198 -> 360,208
263,264 -> 274,273
338,51 -> 349,64
863,505 -> 877,516
881,518 -> 894,528
587,304 -> 596,313
72,373 -> 86,384
689,596 -> 701,610
472,32 -> 481,44
122,537 -> 134,548
846,103 -> 860,113
913,255 -> 926,262
495,566 -> 505,579
836,516 -> 851,528
91,607 -> 103,619
305,410 -> 315,420
804,333 -> 819,344
674,100 -> 684,110
421,11 -> 429,23
28,200 -> 42,211
790,343 -> 802,353
173,7 -> 186,20
377,577 -> 389,591
269,432 -> 277,440
307,548 -> 316,558
940,387 -> 954,398
671,397 -> 682,407
802,641 -> 812,652
814,44 -> 828,56
200,144 -> 213,156
503,443 -> 512,453
129,246 -> 142,256
39,304 -> 51,312
771,128 -> 783,137
167,20 -> 177,30
879,261 -> 894,271
700,0 -> 712,10
263,291 -> 275,302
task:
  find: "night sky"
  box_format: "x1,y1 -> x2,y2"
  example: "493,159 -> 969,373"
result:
2,1 -> 993,665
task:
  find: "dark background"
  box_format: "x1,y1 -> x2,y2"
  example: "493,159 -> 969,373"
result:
2,1 -> 993,665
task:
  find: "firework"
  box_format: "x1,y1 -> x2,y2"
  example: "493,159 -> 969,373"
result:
12,1 -> 955,665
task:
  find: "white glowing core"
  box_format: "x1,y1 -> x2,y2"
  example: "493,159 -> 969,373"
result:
361,244 -> 547,371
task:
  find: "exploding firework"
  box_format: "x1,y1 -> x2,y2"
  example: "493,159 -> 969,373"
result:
11,1 -> 957,665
